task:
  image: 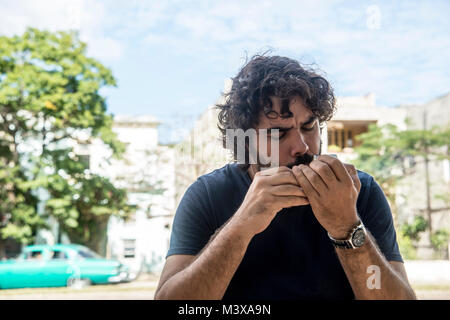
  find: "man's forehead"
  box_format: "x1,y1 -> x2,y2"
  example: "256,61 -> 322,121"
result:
258,97 -> 315,128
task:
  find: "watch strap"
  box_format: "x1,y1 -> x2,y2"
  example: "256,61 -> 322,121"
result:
328,221 -> 365,249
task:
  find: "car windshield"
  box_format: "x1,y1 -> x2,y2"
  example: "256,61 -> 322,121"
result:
23,250 -> 44,260
77,248 -> 102,259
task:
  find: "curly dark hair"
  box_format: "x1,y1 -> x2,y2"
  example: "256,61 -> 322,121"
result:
216,54 -> 336,168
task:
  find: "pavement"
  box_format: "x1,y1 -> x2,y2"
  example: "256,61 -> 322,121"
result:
0,272 -> 449,300
0,273 -> 160,300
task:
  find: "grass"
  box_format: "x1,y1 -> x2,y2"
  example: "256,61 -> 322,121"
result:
412,284 -> 450,291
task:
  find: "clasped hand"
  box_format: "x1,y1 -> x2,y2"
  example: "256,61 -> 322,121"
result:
234,155 -> 361,238
291,155 -> 361,239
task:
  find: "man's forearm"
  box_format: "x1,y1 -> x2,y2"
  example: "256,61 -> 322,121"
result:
155,215 -> 253,300
335,232 -> 416,300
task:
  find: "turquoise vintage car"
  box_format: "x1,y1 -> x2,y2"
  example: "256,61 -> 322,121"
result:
0,244 -> 129,289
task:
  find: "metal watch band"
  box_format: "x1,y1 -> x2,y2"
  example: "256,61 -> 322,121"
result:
327,221 -> 365,249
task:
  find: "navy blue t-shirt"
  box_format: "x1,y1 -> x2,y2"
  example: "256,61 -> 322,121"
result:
167,163 -> 403,300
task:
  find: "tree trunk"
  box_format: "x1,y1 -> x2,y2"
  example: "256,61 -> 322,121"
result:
0,239 -> 5,260
87,218 -> 109,257
65,216 -> 110,257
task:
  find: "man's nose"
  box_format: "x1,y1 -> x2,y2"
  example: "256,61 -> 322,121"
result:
289,130 -> 309,157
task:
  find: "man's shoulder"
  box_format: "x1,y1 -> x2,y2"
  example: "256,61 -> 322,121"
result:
197,163 -> 249,190
356,169 -> 375,188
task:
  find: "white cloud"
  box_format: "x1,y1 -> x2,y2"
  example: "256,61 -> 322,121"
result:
1,0 -> 449,108
0,0 -> 123,62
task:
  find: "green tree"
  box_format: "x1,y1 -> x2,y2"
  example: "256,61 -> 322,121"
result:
0,28 -> 135,257
401,215 -> 428,243
430,229 -> 450,259
353,119 -> 450,245
352,123 -> 406,220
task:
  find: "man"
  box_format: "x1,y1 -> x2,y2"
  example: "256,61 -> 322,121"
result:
155,55 -> 416,300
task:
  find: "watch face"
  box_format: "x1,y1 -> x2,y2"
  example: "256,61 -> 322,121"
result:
352,228 -> 366,247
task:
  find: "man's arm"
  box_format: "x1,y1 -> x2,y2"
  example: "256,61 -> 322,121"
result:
292,155 -> 416,300
154,216 -> 253,300
335,231 -> 416,299
155,167 -> 309,300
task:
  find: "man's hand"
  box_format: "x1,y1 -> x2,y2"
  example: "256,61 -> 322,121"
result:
234,166 -> 309,236
292,155 -> 361,239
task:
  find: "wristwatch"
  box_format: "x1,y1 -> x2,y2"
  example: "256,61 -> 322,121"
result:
327,221 -> 367,249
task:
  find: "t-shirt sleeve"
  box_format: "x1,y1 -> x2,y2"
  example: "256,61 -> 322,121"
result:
360,176 -> 404,263
166,179 -> 216,258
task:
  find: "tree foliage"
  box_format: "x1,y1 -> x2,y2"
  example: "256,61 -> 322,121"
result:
353,121 -> 449,199
352,119 -> 450,255
0,28 -> 135,257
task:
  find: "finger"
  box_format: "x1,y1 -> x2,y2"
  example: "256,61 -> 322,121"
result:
259,166 -> 291,176
317,155 -> 352,184
343,163 -> 361,194
299,164 -> 328,195
271,184 -> 307,197
276,195 -> 310,209
292,165 -> 320,198
265,170 -> 300,186
309,160 -> 337,189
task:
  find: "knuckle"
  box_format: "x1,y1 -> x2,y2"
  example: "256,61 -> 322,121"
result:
312,161 -> 325,171
329,158 -> 339,166
345,163 -> 356,171
254,175 -> 265,184
282,171 -> 292,179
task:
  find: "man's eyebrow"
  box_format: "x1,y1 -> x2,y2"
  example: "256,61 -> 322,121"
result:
266,126 -> 292,133
266,115 -> 317,132
301,115 -> 317,126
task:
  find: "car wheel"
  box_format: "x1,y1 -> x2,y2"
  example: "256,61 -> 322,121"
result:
67,277 -> 91,289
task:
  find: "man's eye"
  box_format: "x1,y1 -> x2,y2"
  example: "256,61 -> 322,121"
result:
270,132 -> 287,140
302,124 -> 316,132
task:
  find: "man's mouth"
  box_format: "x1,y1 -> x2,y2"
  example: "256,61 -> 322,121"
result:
286,153 -> 315,169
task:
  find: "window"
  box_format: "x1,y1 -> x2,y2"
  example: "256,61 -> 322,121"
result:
328,128 -> 357,150
25,250 -> 43,260
77,248 -> 102,259
123,239 -> 136,258
51,250 -> 68,260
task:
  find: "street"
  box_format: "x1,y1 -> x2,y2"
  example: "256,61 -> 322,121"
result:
0,273 -> 449,300
0,273 -> 159,300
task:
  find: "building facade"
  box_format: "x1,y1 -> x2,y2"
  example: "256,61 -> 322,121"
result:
100,116 -> 176,276
173,85 -> 450,259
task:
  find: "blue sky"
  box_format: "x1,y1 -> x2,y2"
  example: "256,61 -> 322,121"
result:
1,0 -> 449,143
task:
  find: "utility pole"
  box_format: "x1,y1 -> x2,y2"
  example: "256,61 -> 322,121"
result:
423,108 -> 433,243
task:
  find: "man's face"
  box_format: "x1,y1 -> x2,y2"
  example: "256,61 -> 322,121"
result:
255,96 -> 321,168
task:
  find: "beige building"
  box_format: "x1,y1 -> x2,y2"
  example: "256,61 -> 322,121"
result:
173,82 -> 450,259
89,115 -> 176,275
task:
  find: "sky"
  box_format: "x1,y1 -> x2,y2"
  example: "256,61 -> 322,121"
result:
1,0 -> 449,144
